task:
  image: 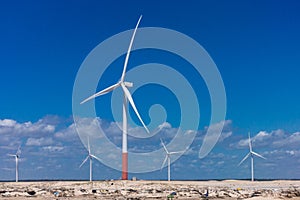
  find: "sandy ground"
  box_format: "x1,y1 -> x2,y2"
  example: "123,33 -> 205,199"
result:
0,180 -> 299,199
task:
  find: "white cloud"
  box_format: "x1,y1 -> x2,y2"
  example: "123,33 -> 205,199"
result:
201,120 -> 233,143
54,124 -> 77,141
69,117 -> 109,141
237,138 -> 249,148
263,149 -> 300,160
0,117 -> 55,136
0,119 -> 17,127
158,122 -> 172,129
254,131 -> 270,141
26,137 -> 54,146
183,146 -> 197,156
282,132 -> 300,147
42,146 -> 64,152
286,150 -> 295,156
235,129 -> 300,149
217,161 -> 225,165
219,131 -> 232,142
105,122 -> 122,135
1,115 -> 300,180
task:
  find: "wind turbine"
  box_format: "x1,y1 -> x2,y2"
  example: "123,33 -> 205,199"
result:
80,137 -> 101,182
160,139 -> 183,181
8,146 -> 21,182
238,132 -> 266,181
80,15 -> 149,180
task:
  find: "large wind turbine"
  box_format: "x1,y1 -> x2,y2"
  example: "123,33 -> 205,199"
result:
160,139 -> 182,181
8,146 -> 21,182
80,15 -> 149,180
80,137 -> 101,182
238,132 -> 266,181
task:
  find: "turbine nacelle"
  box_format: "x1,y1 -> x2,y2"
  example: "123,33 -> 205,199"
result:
123,81 -> 133,87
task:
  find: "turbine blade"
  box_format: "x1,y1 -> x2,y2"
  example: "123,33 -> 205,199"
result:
87,137 -> 91,154
120,15 -> 142,82
160,138 -> 169,154
7,154 -> 15,157
17,145 -> 21,155
248,132 -> 252,152
79,156 -> 89,168
161,155 -> 168,170
80,82 -> 120,104
90,154 -> 101,162
238,152 -> 251,166
121,83 -> 149,133
169,151 -> 184,155
252,151 -> 266,159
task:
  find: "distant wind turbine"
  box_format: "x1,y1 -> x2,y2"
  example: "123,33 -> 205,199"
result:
160,139 -> 183,181
8,146 -> 21,182
80,137 -> 101,182
238,132 -> 266,181
80,15 -> 149,180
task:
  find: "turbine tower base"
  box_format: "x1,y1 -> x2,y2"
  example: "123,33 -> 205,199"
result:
122,153 -> 128,180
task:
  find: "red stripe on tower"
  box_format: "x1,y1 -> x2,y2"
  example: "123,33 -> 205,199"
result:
122,152 -> 128,180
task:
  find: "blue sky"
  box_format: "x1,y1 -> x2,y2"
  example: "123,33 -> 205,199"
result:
0,0 -> 300,180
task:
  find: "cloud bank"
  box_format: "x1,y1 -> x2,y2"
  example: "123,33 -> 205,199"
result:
0,115 -> 299,180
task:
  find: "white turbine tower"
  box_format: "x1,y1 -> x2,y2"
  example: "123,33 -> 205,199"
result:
80,138 -> 101,182
239,132 -> 266,181
8,146 -> 21,182
80,15 -> 149,180
160,139 -> 182,181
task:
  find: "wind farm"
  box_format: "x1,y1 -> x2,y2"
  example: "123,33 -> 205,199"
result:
1,1 -> 300,199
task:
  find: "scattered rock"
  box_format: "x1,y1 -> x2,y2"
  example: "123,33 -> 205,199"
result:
27,190 -> 36,195
127,188 -> 137,193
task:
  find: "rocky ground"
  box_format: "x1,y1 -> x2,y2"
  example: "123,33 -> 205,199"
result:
0,180 -> 299,199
